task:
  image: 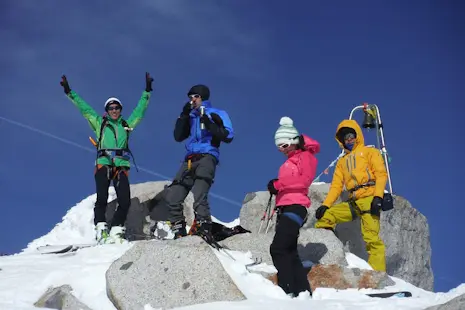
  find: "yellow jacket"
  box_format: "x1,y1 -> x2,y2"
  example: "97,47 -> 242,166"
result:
323,119 -> 388,207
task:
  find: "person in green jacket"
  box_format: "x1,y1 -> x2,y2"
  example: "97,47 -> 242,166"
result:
60,73 -> 153,244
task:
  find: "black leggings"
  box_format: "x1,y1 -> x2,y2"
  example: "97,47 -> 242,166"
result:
270,204 -> 311,296
94,165 -> 131,227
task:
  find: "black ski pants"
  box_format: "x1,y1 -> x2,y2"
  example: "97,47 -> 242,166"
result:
270,204 -> 311,296
94,165 -> 131,227
165,154 -> 217,224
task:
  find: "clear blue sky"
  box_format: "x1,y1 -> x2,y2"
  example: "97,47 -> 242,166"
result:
1,1 -> 463,292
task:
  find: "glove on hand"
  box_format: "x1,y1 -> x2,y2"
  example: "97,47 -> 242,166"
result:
145,72 -> 154,92
60,75 -> 71,94
370,196 -> 383,216
315,205 -> 329,220
181,102 -> 192,117
200,114 -> 211,126
267,178 -> 279,195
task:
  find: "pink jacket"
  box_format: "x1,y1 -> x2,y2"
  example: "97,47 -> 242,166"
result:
273,134 -> 320,208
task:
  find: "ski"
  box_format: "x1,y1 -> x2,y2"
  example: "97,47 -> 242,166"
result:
366,291 -> 412,298
36,243 -> 96,254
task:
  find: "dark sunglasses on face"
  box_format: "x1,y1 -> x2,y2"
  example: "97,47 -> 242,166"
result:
189,94 -> 201,99
107,106 -> 121,111
278,143 -> 290,149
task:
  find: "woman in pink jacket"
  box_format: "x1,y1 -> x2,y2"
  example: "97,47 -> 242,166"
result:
267,116 -> 320,297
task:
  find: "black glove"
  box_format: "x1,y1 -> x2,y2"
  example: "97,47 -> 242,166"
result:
370,196 -> 383,216
315,205 -> 329,220
267,178 -> 278,195
60,75 -> 71,94
200,114 -> 212,127
201,113 -> 230,141
297,134 -> 305,150
181,102 -> 192,117
145,72 -> 153,92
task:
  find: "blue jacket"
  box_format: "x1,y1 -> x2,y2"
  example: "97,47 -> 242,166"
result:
174,100 -> 234,161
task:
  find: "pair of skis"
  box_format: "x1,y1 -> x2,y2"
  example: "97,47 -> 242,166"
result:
36,243 -> 97,254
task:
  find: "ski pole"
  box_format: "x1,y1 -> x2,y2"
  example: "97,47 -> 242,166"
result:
265,207 -> 277,234
258,195 -> 273,233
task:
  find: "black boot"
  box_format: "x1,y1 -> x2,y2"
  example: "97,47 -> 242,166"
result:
195,220 -> 214,244
172,220 -> 187,239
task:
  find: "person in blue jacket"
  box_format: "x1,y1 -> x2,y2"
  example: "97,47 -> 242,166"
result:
158,84 -> 234,242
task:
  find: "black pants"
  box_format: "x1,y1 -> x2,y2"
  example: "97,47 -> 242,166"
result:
270,204 -> 311,296
165,154 -> 217,223
94,165 -> 131,227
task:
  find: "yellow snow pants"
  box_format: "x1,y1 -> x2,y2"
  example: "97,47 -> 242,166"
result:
315,196 -> 386,272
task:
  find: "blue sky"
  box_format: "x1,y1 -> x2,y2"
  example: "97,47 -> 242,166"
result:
1,1 -> 463,292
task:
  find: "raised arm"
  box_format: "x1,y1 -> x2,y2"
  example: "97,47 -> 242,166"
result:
126,72 -> 153,128
61,75 -> 101,132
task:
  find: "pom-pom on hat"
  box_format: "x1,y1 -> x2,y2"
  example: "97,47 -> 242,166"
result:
274,116 -> 300,146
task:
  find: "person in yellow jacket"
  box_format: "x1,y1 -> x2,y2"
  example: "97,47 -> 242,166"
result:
314,119 -> 388,271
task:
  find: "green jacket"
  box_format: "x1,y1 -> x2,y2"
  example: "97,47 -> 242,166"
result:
67,90 -> 151,168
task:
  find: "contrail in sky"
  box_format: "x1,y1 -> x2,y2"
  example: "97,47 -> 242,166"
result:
0,115 -> 242,207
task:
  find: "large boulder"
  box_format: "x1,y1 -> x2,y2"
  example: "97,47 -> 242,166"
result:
334,196 -> 434,291
239,183 -> 434,291
308,184 -> 434,291
219,228 -> 347,267
105,181 -> 195,240
106,236 -> 245,310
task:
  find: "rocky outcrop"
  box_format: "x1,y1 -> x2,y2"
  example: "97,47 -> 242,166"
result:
330,195 -> 433,291
267,264 -> 395,291
240,183 -> 434,291
425,293 -> 465,310
34,284 -> 93,310
106,236 -> 245,310
219,228 -> 347,266
105,181 -> 195,240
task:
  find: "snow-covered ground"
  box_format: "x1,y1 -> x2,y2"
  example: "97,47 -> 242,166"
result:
1,191 -> 464,310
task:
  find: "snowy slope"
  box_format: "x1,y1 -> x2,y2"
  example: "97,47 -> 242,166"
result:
1,191 -> 464,310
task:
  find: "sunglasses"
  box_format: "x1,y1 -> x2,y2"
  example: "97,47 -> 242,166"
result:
189,94 -> 201,99
344,133 -> 355,141
278,143 -> 291,149
107,106 -> 121,111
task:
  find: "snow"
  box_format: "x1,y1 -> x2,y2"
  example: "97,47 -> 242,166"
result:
1,191 -> 464,310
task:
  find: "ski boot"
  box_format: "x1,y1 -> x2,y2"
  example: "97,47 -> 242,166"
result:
171,220 -> 187,239
95,222 -> 110,245
153,221 -> 176,240
192,220 -> 215,245
109,225 -> 128,244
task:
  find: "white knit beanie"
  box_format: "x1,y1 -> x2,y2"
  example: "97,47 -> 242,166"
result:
274,116 -> 300,146
104,97 -> 123,110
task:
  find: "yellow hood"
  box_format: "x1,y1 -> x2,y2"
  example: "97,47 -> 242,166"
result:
335,119 -> 365,151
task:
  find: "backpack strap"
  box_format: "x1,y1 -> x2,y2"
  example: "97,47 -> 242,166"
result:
97,117 -> 109,150
121,119 -> 138,171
